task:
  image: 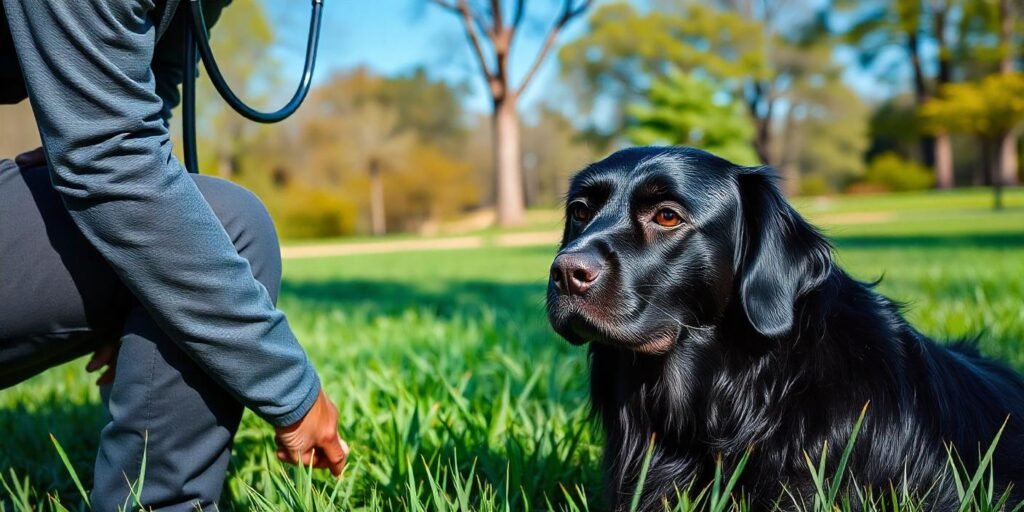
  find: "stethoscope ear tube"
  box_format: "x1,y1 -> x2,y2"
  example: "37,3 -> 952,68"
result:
181,0 -> 324,174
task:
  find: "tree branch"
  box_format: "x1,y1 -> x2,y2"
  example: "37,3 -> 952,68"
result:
432,0 -> 496,80
514,0 -> 592,96
490,0 -> 505,31
428,0 -> 458,12
512,0 -> 526,30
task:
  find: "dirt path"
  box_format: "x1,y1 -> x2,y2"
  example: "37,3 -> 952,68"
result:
281,231 -> 561,259
280,210 -> 892,260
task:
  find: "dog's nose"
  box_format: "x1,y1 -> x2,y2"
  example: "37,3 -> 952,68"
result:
551,251 -> 603,295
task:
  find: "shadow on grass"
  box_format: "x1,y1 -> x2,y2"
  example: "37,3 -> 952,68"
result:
280,278 -> 550,319
831,231 -> 1024,250
278,230 -> 1024,318
0,399 -> 105,508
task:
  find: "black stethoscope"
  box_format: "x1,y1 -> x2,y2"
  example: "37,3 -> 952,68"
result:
181,0 -> 325,174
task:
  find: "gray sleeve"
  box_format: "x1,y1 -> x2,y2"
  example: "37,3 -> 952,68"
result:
3,0 -> 319,427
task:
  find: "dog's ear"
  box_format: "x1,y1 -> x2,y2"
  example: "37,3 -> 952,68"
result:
734,167 -> 832,338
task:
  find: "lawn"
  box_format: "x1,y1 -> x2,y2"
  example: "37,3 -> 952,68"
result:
1,188 -> 1022,510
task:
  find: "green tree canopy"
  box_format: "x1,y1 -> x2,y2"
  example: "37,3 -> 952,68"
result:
625,71 -> 758,165
558,2 -> 767,131
920,72 -> 1024,137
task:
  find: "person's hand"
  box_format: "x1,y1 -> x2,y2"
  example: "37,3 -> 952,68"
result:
15,147 -> 46,168
85,342 -> 120,386
274,389 -> 349,476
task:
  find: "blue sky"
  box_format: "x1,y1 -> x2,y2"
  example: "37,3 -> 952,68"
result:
257,0 -> 902,122
258,0 -> 598,116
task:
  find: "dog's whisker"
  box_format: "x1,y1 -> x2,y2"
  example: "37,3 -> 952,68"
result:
632,293 -> 714,332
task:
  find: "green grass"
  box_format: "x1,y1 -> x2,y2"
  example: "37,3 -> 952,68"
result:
1,188 -> 1023,510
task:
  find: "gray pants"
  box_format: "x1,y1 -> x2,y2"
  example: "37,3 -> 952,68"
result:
0,159 -> 283,510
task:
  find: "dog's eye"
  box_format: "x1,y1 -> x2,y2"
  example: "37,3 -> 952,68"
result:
653,208 -> 683,228
570,202 -> 592,224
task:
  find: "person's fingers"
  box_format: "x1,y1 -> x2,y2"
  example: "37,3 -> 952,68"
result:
14,147 -> 46,168
274,436 -> 317,467
95,367 -> 116,386
277,450 -> 310,464
85,354 -> 103,372
86,343 -> 119,373
318,433 -> 348,476
272,390 -> 347,476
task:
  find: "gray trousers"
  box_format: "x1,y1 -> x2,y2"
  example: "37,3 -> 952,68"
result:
0,159 -> 283,510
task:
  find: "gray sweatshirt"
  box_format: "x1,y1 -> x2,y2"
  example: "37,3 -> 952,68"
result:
0,0 -> 320,427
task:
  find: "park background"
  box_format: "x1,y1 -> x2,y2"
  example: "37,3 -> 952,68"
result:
0,0 -> 1023,510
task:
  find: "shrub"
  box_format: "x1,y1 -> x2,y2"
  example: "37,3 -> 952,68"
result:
857,152 -> 935,192
265,185 -> 358,239
799,176 -> 832,196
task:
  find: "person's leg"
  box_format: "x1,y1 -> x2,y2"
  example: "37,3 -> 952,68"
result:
92,174 -> 286,511
0,160 -> 285,510
0,159 -> 129,386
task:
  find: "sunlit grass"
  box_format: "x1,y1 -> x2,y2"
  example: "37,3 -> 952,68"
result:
2,189 -> 1022,510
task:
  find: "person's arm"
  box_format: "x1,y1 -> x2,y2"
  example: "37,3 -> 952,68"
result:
3,0 -> 316,427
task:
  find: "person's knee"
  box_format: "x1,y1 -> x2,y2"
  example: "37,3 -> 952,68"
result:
192,176 -> 282,301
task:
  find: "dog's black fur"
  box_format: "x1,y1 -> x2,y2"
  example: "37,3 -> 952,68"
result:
545,147 -> 1024,511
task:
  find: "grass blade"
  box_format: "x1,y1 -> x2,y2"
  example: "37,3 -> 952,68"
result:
827,401 -> 870,505
49,433 -> 90,509
629,433 -> 657,512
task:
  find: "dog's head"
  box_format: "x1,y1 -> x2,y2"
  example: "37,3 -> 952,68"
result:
546,147 -> 832,354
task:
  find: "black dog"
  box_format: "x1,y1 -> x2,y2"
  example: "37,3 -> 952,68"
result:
546,147 -> 1024,511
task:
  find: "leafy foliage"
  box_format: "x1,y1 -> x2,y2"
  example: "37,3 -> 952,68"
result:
859,152 -> 936,192
920,73 -> 1024,137
522,108 -> 601,208
558,2 -> 767,131
625,72 -> 759,165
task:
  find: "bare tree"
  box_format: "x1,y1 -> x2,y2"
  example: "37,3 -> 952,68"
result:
430,0 -> 592,226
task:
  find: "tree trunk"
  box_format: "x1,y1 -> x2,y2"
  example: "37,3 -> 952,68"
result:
999,130 -> 1019,186
493,96 -> 526,226
998,0 -> 1019,187
932,6 -> 954,187
778,107 -> 802,195
906,29 -> 937,170
369,158 -> 386,236
981,138 -> 995,186
746,81 -> 773,166
754,117 -> 772,166
993,137 -> 1005,210
934,132 -> 954,189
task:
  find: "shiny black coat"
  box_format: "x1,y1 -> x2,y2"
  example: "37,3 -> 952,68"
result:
546,147 -> 1024,511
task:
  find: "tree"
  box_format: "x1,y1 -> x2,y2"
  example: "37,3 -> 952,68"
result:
429,0 -> 592,227
289,68 -> 479,235
385,145 -> 481,232
997,0 -> 1019,185
559,3 -> 768,150
834,0 -> 962,188
360,68 -> 470,153
522,107 -> 600,206
681,0 -> 826,167
920,72 -> 1024,208
560,1 -> 853,176
783,80 -> 871,193
626,71 -> 759,165
309,101 -> 415,236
